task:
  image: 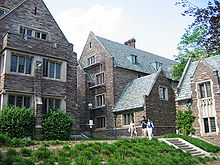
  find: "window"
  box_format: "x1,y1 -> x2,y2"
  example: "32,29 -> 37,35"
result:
0,53 -> 5,74
95,94 -> 105,107
8,95 -> 31,108
0,10 -> 5,16
155,62 -> 163,70
159,87 -> 168,100
87,56 -> 95,65
96,73 -> 104,85
123,113 -> 134,125
42,98 -> 61,114
43,59 -> 61,79
203,117 -> 216,133
97,117 -> 106,128
198,81 -> 212,99
19,26 -> 48,40
131,55 -> 137,64
10,55 -> 32,74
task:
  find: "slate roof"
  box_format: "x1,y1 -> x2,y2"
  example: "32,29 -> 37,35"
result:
95,35 -> 177,79
113,69 -> 162,112
176,55 -> 220,101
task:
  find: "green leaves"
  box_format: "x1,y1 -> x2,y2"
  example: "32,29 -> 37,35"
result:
0,106 -> 35,138
42,109 -> 73,140
176,109 -> 196,135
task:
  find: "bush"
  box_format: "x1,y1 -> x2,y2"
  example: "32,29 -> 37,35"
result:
33,147 -> 53,161
0,134 -> 10,146
9,138 -> 35,147
42,109 -> 73,140
163,134 -> 220,153
176,109 -> 196,135
20,148 -> 32,157
0,106 -> 35,138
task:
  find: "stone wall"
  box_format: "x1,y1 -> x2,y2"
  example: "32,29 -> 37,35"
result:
190,60 -> 220,142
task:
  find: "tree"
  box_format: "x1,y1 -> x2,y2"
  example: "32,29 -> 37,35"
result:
176,0 -> 220,53
172,0 -> 220,80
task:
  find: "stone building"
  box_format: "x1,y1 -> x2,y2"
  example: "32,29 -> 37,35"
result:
176,55 -> 220,143
0,0 -> 78,134
78,32 -> 177,138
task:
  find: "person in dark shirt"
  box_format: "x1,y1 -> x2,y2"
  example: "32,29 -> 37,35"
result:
140,116 -> 148,138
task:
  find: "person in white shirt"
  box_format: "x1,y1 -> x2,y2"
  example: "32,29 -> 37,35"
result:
130,120 -> 137,138
147,118 -> 154,140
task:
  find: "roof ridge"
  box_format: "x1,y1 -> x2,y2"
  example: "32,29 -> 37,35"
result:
0,0 -> 28,20
95,35 -> 176,62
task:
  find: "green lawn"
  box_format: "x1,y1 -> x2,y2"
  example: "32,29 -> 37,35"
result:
0,138 -> 215,165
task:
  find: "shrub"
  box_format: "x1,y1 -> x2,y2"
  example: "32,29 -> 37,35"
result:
9,138 -> 35,147
0,106 -> 35,138
176,109 -> 196,135
0,134 -> 10,146
42,109 -> 73,140
20,148 -> 32,157
33,147 -> 53,161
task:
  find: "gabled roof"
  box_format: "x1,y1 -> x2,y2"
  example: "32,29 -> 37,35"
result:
176,55 -> 220,101
95,34 -> 177,80
113,68 -> 163,112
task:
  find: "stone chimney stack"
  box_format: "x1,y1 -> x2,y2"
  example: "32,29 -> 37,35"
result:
124,38 -> 136,48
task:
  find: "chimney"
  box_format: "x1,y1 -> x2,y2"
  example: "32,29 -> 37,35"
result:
124,38 -> 136,48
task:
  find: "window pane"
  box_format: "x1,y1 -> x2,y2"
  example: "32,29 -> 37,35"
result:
8,95 -> 15,105
49,62 -> 55,78
25,57 -> 32,74
42,98 -> 47,114
27,29 -> 32,36
41,33 -> 47,40
203,118 -> 209,133
55,99 -> 60,109
18,56 -> 25,73
35,31 -> 41,38
20,27 -> 25,35
10,55 -> 18,72
43,60 -> 48,77
49,99 -> 54,110
199,84 -> 205,98
0,10 -> 5,16
210,117 -> 216,132
206,82 -> 212,97
24,96 -> 30,108
16,96 -> 23,107
55,63 -> 61,79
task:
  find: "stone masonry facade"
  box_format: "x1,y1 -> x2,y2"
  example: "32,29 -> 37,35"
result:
0,0 -> 78,136
78,32 -> 176,138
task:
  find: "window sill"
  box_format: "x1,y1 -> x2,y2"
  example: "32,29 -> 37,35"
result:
42,77 -> 66,82
7,72 -> 34,77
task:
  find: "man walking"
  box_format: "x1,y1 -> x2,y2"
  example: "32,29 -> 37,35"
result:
141,116 -> 147,138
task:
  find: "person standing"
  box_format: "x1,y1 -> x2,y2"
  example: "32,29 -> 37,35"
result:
130,120 -> 137,138
147,118 -> 154,140
140,116 -> 147,138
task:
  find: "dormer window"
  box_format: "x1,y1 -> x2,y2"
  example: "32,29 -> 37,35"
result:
19,26 -> 48,40
87,56 -> 95,65
155,62 -> 162,70
0,9 -> 5,16
131,55 -> 137,64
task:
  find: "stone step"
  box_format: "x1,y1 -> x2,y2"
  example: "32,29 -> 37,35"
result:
190,151 -> 202,154
192,153 -> 205,157
176,144 -> 189,147
180,146 -> 193,150
184,149 -> 197,152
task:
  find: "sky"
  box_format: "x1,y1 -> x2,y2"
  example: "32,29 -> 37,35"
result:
43,0 -> 209,60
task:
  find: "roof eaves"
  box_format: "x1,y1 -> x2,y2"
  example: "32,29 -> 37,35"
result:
175,97 -> 192,102
146,68 -> 163,96
177,58 -> 192,89
113,105 -> 143,113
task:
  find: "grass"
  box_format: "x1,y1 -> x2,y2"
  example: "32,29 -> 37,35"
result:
0,138 -> 216,165
163,134 -> 220,153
